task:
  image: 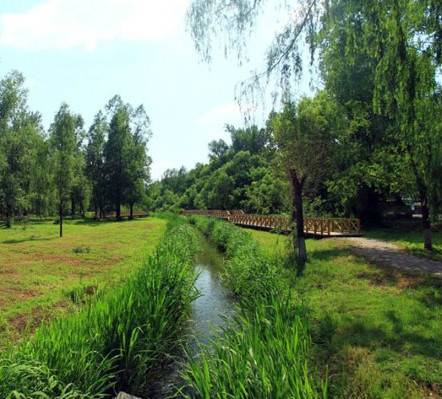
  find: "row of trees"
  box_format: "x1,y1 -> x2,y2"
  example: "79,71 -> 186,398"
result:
161,0 -> 442,264
0,71 -> 151,236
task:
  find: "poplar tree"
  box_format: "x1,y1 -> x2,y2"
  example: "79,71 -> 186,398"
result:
49,104 -> 80,237
69,116 -> 89,217
104,96 -> 132,219
126,105 -> 151,219
86,111 -> 107,219
104,97 -> 152,219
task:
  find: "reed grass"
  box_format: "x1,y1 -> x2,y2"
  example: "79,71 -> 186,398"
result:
0,223 -> 199,398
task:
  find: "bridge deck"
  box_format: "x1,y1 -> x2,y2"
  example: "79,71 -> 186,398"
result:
182,210 -> 361,238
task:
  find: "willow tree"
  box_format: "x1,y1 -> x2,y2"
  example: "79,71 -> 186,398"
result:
270,94 -> 339,267
188,0 -> 442,251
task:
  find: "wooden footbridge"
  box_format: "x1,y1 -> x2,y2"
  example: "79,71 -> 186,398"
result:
182,210 -> 361,237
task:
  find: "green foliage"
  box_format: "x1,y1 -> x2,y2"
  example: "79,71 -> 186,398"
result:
181,297 -> 323,399
0,71 -> 45,226
149,125 -> 289,214
104,96 -> 151,218
86,111 -> 107,217
0,355 -> 90,399
50,103 -> 82,206
0,223 -> 199,397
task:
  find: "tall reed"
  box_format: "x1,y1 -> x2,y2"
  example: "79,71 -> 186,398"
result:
0,223 -> 199,398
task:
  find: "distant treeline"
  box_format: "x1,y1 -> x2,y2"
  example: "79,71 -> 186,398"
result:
148,125 -> 290,215
0,71 -> 151,228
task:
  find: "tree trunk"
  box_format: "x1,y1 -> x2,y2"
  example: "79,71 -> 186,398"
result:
420,192 -> 432,251
116,202 -> 121,220
129,204 -> 134,220
59,202 -> 63,238
407,145 -> 433,251
289,169 -> 307,268
5,203 -> 13,228
94,204 -> 98,220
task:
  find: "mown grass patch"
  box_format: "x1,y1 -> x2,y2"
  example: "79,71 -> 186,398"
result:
0,222 -> 199,398
248,228 -> 442,398
0,217 -> 166,346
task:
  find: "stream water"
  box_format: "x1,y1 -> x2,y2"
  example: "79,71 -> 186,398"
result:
190,240 -> 232,346
148,239 -> 232,398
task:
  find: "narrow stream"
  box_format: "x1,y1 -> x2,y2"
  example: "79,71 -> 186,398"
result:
148,238 -> 232,398
190,240 -> 232,347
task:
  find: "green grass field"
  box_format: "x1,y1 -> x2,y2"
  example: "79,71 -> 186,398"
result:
249,229 -> 442,398
0,217 -> 166,346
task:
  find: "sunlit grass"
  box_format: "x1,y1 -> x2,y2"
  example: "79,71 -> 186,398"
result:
249,228 -> 442,398
0,217 -> 166,346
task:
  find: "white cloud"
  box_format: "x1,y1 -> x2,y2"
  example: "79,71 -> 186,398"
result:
0,0 -> 189,50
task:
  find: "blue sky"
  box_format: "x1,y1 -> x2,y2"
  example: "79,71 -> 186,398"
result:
0,0 -> 312,179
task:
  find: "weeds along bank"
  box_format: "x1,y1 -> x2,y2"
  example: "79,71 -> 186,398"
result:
0,223 -> 198,399
182,216 -> 327,398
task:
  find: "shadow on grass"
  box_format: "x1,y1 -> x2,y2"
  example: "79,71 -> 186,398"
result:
327,312 -> 442,361
75,216 -> 148,227
2,236 -> 55,245
339,251 -> 442,310
308,247 -> 351,262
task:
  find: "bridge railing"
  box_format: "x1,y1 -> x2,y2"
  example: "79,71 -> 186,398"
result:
181,210 -> 361,237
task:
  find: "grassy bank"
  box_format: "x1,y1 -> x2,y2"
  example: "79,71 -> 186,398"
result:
250,229 -> 442,398
0,222 -> 198,398
181,217 -> 326,398
0,217 -> 166,345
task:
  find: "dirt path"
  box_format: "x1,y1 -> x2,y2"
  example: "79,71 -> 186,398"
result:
345,237 -> 442,278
